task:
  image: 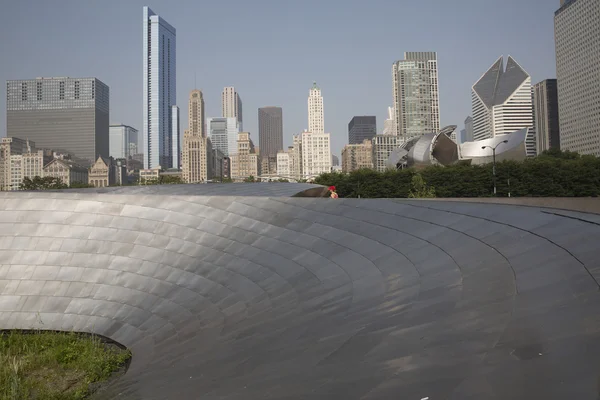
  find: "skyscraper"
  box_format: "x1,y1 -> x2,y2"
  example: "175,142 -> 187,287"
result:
182,90 -> 210,183
464,116 -> 474,142
7,77 -> 109,165
207,117 -> 240,157
392,52 -> 440,140
258,107 -> 283,158
222,87 -> 243,130
348,116 -> 377,145
171,105 -> 180,168
109,124 -> 138,159
555,0 -> 600,155
143,6 -> 176,169
382,107 -> 394,135
471,56 -> 533,142
188,89 -> 205,137
533,79 -> 561,154
308,82 -> 324,134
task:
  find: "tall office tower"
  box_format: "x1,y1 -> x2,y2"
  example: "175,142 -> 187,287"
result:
182,90 -> 209,183
392,52 -> 440,140
258,107 -> 283,158
143,6 -> 176,169
555,0 -> 600,155
171,106 -> 181,168
533,79 -> 560,154
109,125 -> 139,159
308,82 -> 324,134
222,87 -> 243,130
6,77 -> 109,165
188,89 -> 205,137
348,116 -> 377,145
299,131 -> 331,179
382,107 -> 394,135
207,117 -> 240,157
464,116 -> 474,142
471,56 -> 533,141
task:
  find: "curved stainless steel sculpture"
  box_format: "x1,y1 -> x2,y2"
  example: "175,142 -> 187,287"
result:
387,127 -> 527,169
1,184 -> 600,399
387,125 -> 460,170
460,127 -> 528,164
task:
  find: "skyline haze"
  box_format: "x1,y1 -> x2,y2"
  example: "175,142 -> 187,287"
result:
0,0 -> 559,158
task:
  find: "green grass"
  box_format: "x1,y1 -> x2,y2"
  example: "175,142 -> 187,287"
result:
0,330 -> 131,400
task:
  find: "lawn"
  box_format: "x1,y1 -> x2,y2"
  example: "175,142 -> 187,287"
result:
0,330 -> 131,400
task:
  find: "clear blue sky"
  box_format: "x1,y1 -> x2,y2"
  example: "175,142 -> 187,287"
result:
0,0 -> 559,158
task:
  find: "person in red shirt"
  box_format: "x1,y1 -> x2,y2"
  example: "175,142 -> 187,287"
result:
328,186 -> 339,198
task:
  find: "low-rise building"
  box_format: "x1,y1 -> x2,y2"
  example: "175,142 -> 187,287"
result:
43,159 -> 88,186
140,166 -> 161,184
341,139 -> 373,173
88,156 -> 115,188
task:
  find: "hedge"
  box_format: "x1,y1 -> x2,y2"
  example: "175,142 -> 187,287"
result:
313,150 -> 600,198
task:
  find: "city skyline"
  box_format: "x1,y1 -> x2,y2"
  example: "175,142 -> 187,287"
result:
0,0 -> 560,158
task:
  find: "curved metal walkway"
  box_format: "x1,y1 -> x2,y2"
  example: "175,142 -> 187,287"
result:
0,184 -> 599,399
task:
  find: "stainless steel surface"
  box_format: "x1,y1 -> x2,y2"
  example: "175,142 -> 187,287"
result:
461,128 -> 528,164
1,184 -> 600,399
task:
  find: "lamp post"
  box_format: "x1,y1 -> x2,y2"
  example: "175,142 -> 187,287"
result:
481,140 -> 508,196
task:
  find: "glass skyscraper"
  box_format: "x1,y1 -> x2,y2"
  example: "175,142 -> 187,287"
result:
207,117 -> 240,157
143,6 -> 176,169
392,52 -> 440,140
348,116 -> 376,145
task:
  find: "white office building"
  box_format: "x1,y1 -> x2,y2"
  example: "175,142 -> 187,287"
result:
222,87 -> 242,130
143,6 -> 176,169
299,131 -> 331,180
472,56 -> 533,145
308,82 -> 324,135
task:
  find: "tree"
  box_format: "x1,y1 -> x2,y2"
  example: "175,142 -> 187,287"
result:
243,175 -> 257,183
408,174 -> 436,198
21,176 -> 67,190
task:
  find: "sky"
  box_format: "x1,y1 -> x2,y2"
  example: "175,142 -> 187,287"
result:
0,0 -> 560,158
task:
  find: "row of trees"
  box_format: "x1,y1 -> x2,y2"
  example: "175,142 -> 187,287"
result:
314,149 -> 600,198
21,177 -> 94,190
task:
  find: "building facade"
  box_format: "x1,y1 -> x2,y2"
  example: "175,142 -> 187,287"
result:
258,106 -> 283,158
89,156 -> 115,188
207,117 -> 240,157
188,89 -> 205,137
555,0 -> 600,155
372,135 -> 400,172
182,90 -> 210,183
342,140 -> 373,173
43,159 -> 88,186
392,52 -> 440,139
109,125 -> 138,160
229,132 -> 259,181
348,116 -> 377,145
464,116 -> 474,142
222,87 -> 243,129
472,56 -> 533,142
6,77 -> 109,165
308,82 -> 324,135
299,131 -> 331,180
143,6 -> 176,169
171,105 -> 181,169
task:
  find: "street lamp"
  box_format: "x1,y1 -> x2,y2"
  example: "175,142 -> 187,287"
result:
482,140 -> 508,196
